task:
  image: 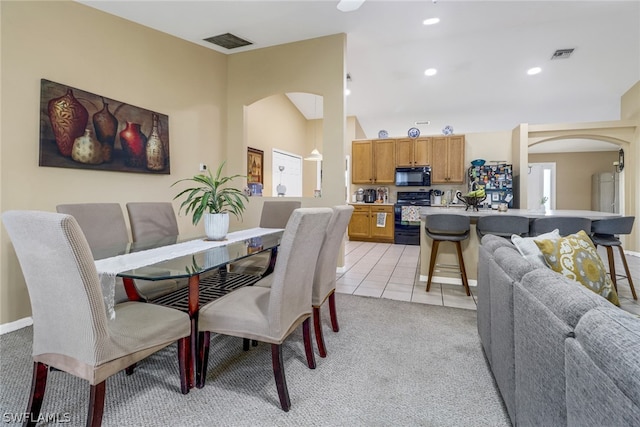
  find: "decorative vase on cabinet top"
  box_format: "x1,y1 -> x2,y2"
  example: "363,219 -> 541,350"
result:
71,129 -> 103,165
145,113 -> 165,171
47,89 -> 89,157
92,99 -> 118,162
119,121 -> 147,168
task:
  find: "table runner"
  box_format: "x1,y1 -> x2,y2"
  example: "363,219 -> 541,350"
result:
95,227 -> 282,319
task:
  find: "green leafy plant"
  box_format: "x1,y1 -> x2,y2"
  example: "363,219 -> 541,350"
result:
540,196 -> 549,205
172,161 -> 248,226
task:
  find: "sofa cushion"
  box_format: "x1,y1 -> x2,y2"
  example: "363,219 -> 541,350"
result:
565,306 -> 640,426
535,230 -> 620,306
511,228 -> 560,267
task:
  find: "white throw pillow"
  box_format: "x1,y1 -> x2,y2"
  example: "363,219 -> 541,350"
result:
511,229 -> 560,267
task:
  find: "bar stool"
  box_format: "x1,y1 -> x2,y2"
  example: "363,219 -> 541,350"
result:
591,216 -> 637,300
425,214 -> 471,296
476,215 -> 530,240
530,216 -> 592,237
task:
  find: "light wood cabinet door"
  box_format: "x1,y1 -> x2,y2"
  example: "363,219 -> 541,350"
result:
431,135 -> 465,183
373,139 -> 395,183
369,205 -> 394,241
395,139 -> 414,167
348,206 -> 371,239
352,140 -> 373,184
414,137 -> 432,166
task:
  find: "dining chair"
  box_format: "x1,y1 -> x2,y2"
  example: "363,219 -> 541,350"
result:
126,202 -> 179,241
196,207 -> 332,411
2,210 -> 191,427
228,200 -> 301,276
530,216 -> 592,237
56,203 -> 178,302
311,205 -> 354,358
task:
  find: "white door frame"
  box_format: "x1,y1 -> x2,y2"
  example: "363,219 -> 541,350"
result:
527,162 -> 556,210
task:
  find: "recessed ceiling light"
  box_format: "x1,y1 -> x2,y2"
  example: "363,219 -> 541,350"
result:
424,68 -> 437,76
423,17 -> 440,25
527,67 -> 542,75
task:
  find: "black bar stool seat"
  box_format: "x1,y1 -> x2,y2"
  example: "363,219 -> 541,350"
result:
425,214 -> 471,296
476,215 -> 529,240
591,216 -> 636,300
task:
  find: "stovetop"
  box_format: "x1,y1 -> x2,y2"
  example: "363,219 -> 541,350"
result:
396,191 -> 431,206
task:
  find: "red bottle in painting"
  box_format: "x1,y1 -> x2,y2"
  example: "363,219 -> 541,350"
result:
47,89 -> 89,157
119,122 -> 147,168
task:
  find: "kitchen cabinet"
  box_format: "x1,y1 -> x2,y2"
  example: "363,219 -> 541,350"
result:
348,204 -> 394,243
352,139 -> 395,184
431,135 -> 465,183
396,137 -> 431,167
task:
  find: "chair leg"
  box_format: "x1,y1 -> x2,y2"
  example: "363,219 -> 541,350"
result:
271,344 -> 291,412
426,240 -> 440,292
125,363 -> 136,376
303,318 -> 316,369
328,291 -> 339,332
617,245 -> 637,300
243,338 -> 250,351
177,337 -> 190,394
87,381 -> 106,427
196,331 -> 211,389
605,246 -> 617,291
24,361 -> 48,427
455,241 -> 470,296
313,306 -> 327,358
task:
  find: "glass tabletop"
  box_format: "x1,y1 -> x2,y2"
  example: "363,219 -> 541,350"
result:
94,230 -> 284,281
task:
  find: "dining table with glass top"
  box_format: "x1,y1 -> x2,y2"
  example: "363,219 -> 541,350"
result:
92,227 -> 284,389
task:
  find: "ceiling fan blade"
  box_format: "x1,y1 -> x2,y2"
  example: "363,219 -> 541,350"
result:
337,0 -> 366,12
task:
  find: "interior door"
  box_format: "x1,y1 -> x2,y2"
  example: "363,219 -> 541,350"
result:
527,163 -> 556,210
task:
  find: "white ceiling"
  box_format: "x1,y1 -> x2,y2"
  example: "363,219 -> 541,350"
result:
78,0 -> 639,152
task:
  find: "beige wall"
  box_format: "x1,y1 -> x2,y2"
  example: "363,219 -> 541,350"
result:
1,1 -> 228,323
528,151 -> 619,210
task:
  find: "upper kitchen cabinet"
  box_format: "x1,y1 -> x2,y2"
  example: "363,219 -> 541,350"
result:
352,139 -> 396,184
431,135 -> 465,183
396,137 -> 432,167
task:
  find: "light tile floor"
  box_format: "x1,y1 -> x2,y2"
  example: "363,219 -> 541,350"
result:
336,240 -> 640,315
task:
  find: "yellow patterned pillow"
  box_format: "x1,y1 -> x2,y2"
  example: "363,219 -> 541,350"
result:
535,230 -> 620,306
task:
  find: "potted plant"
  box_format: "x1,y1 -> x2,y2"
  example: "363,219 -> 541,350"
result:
172,161 -> 248,240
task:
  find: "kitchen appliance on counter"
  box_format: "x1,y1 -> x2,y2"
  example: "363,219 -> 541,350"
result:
395,166 -> 431,187
363,189 -> 377,203
394,191 -> 431,245
468,163 -> 515,208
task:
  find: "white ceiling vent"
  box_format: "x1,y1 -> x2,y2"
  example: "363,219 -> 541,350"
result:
551,48 -> 575,60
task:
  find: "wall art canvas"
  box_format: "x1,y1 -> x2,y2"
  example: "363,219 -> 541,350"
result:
247,147 -> 264,184
39,79 -> 170,174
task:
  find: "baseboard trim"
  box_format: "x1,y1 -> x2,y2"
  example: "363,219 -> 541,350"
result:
418,275 -> 478,287
626,250 -> 640,258
0,317 -> 33,335
336,266 -> 347,274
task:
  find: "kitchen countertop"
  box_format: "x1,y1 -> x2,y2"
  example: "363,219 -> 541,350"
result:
349,202 -> 395,206
419,207 -> 620,221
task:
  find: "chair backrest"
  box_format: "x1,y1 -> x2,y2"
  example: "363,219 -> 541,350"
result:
56,203 -> 129,252
2,211 -> 110,365
267,208 -> 332,338
476,215 -> 530,239
591,216 -> 635,236
126,202 -> 179,241
259,201 -> 302,228
530,216 -> 592,237
312,205 -> 355,306
425,214 -> 470,234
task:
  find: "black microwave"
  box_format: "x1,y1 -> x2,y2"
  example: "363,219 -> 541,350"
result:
395,167 -> 431,187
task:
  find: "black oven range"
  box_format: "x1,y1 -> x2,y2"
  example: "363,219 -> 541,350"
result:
394,191 -> 431,245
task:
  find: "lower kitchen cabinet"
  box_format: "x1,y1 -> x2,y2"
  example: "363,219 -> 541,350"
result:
348,204 -> 394,243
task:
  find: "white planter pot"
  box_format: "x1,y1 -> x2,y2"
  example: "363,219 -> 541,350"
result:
204,212 -> 229,241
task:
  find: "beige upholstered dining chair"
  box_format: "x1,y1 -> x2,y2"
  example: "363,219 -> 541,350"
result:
228,200 -> 301,276
311,205 -> 354,358
56,203 -> 178,301
126,202 -> 179,241
196,207 -> 332,411
2,211 -> 191,426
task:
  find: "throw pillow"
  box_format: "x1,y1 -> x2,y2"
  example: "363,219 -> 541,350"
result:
535,230 -> 620,306
511,229 -> 561,267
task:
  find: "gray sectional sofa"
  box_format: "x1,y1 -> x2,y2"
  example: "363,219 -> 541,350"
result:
477,234 -> 640,427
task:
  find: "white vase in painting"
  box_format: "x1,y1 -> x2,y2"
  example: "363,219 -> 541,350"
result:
204,212 -> 229,241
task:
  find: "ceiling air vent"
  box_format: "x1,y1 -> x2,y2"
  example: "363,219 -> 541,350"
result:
551,48 -> 575,60
203,33 -> 253,50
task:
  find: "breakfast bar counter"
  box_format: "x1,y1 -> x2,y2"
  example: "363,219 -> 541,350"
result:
417,207 -> 620,285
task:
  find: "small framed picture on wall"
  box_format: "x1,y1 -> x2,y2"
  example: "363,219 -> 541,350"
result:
247,147 -> 263,184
